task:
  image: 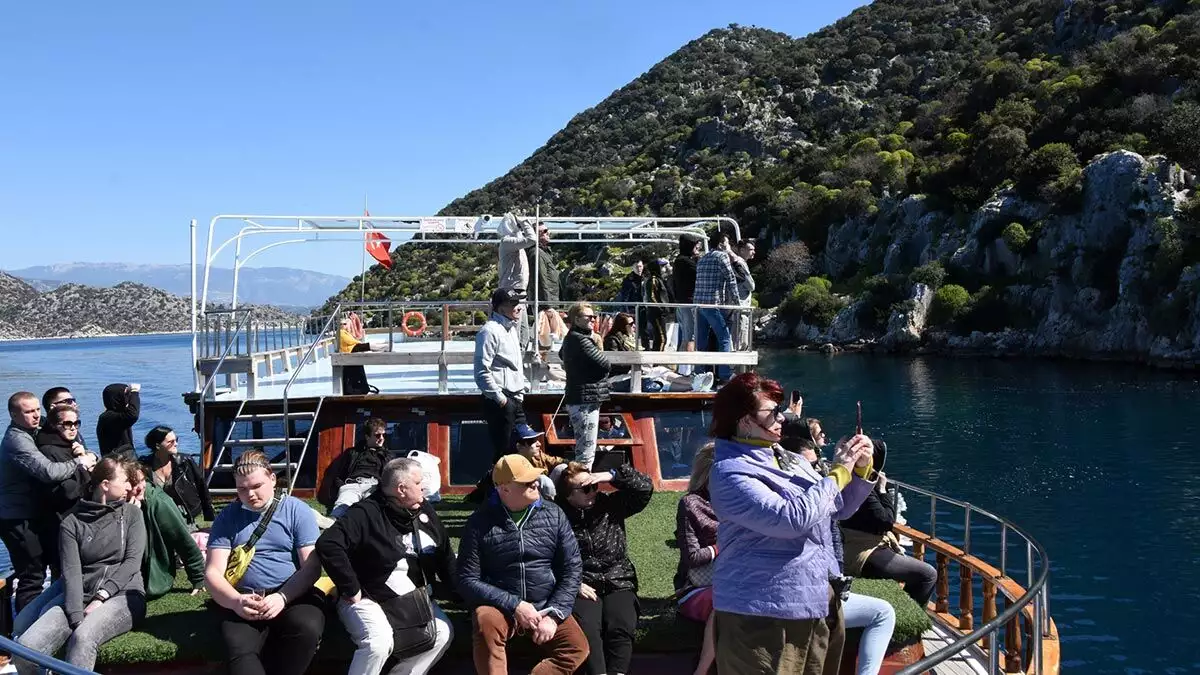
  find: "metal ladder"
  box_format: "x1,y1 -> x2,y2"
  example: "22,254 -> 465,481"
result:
206,397 -> 325,495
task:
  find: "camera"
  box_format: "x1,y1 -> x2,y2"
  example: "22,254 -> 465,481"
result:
829,575 -> 854,602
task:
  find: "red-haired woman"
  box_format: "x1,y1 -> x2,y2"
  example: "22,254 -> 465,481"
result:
707,373 -> 877,674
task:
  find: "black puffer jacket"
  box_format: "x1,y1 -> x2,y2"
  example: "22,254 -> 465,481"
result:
560,326 -> 610,405
557,464 -> 653,595
34,429 -> 91,516
139,454 -> 214,526
456,494 -> 581,622
97,384 -> 139,459
316,491 -> 457,603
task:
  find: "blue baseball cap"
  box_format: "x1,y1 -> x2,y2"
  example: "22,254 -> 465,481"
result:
512,424 -> 544,443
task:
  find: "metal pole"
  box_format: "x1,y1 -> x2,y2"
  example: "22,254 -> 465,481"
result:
988,628 -> 1000,675
1000,524 -> 1008,578
1027,541 -> 1034,588
190,219 -> 199,391
231,236 -> 243,311
964,504 -> 972,554
1033,591 -> 1044,675
930,495 -> 937,539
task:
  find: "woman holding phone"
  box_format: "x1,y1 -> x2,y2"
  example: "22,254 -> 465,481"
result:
708,373 -> 877,674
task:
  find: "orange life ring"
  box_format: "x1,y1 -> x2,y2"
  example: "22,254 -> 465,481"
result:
402,311 -> 427,337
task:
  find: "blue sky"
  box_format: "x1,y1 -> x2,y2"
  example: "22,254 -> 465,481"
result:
0,0 -> 867,279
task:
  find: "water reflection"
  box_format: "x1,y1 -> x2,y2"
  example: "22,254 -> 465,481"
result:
758,350 -> 1200,674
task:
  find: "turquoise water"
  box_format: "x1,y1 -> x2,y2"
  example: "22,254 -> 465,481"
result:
2,334 -> 1199,672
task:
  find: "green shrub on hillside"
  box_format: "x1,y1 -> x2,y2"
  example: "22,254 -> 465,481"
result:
930,284 -> 970,325
1001,222 -> 1031,252
781,277 -> 843,328
908,261 -> 947,289
1017,143 -> 1082,203
856,275 -> 909,333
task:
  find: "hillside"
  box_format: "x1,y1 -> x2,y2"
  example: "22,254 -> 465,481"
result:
329,0 -> 1200,364
0,273 -> 297,340
8,263 -> 350,308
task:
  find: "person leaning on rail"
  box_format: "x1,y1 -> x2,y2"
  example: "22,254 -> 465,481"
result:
707,373 -> 877,675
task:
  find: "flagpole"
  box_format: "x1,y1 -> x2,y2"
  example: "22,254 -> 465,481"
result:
360,194 -> 368,304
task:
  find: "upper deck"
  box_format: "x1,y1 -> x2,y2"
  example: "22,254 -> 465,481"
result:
187,213 -> 757,404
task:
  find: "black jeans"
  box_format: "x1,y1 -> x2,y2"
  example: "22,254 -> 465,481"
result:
482,394 -> 526,462
861,547 -> 939,607
216,588 -> 327,675
573,589 -> 639,675
0,516 -> 59,613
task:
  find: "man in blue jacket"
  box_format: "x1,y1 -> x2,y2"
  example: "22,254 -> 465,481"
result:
456,454 -> 588,674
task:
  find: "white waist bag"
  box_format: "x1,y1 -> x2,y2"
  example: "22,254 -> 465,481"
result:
407,450 -> 442,502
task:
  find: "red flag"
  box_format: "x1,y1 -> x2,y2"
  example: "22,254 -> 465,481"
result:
363,209 -> 393,270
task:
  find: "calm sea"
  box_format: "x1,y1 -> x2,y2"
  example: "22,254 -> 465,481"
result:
1,334 -> 1198,673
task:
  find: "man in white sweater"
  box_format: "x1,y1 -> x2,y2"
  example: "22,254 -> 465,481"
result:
474,289 -> 529,463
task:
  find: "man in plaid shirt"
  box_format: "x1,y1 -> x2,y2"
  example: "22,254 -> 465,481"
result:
693,230 -> 739,382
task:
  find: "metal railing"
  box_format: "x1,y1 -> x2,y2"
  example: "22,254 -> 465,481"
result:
0,635 -> 96,675
279,306 -> 342,487
891,478 -> 1052,675
195,310 -> 254,453
198,309 -> 312,360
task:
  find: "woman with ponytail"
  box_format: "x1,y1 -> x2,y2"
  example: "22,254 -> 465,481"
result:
15,458 -> 147,673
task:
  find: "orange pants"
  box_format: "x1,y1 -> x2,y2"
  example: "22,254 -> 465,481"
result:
472,605 -> 589,675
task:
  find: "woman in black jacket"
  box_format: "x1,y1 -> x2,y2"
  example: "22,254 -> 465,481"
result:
96,383 -> 140,459
140,426 -> 214,530
316,457 -> 456,675
35,407 -> 95,519
840,440 -> 937,606
557,462 -> 653,675
560,302 -> 611,470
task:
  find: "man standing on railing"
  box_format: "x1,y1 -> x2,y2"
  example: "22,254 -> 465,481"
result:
475,289 -> 529,465
693,230 -> 739,384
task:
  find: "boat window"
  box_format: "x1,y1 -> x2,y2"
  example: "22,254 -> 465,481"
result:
448,418 -> 492,486
544,413 -> 638,445
351,419 -> 428,457
652,410 -> 711,480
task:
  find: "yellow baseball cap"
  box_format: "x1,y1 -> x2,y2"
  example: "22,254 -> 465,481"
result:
493,454 -> 545,484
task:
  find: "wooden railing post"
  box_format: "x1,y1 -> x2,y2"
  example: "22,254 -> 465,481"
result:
959,565 -> 974,631
1005,614 -> 1023,673
982,579 -> 997,652
935,552 -> 950,614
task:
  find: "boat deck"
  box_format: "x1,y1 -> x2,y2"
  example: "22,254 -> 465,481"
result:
210,338 -> 491,400
923,622 -> 988,675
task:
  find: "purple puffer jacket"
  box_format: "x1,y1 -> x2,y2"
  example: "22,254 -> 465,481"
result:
709,438 -> 875,620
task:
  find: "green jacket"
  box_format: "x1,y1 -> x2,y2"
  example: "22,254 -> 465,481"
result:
142,483 -> 206,599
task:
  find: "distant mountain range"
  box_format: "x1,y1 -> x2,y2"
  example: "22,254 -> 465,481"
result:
6,263 -> 349,309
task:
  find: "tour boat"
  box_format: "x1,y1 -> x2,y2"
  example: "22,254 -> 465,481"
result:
0,213 -> 1058,675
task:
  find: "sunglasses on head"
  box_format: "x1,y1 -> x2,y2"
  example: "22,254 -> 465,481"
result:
56,398 -> 77,406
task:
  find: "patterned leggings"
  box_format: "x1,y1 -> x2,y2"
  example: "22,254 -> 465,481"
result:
567,403 -> 601,469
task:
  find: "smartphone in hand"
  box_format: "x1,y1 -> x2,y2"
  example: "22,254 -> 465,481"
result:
856,401 -> 863,436
790,390 -> 801,406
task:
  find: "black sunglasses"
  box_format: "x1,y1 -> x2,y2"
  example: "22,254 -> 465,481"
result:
574,484 -> 598,494
56,397 -> 77,406
58,420 -> 81,429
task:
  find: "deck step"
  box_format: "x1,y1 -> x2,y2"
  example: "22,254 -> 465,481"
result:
211,462 -> 299,473
223,437 -> 306,447
233,412 -> 316,422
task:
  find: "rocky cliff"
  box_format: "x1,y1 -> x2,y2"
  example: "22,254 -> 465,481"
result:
762,150 -> 1200,366
0,273 -> 297,340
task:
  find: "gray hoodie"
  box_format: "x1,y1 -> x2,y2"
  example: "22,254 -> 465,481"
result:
498,214 -> 536,292
0,423 -> 83,520
60,499 -> 146,627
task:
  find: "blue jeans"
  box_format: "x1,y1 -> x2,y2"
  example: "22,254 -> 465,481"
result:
675,307 -> 696,346
696,308 -> 732,381
842,592 -> 896,675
